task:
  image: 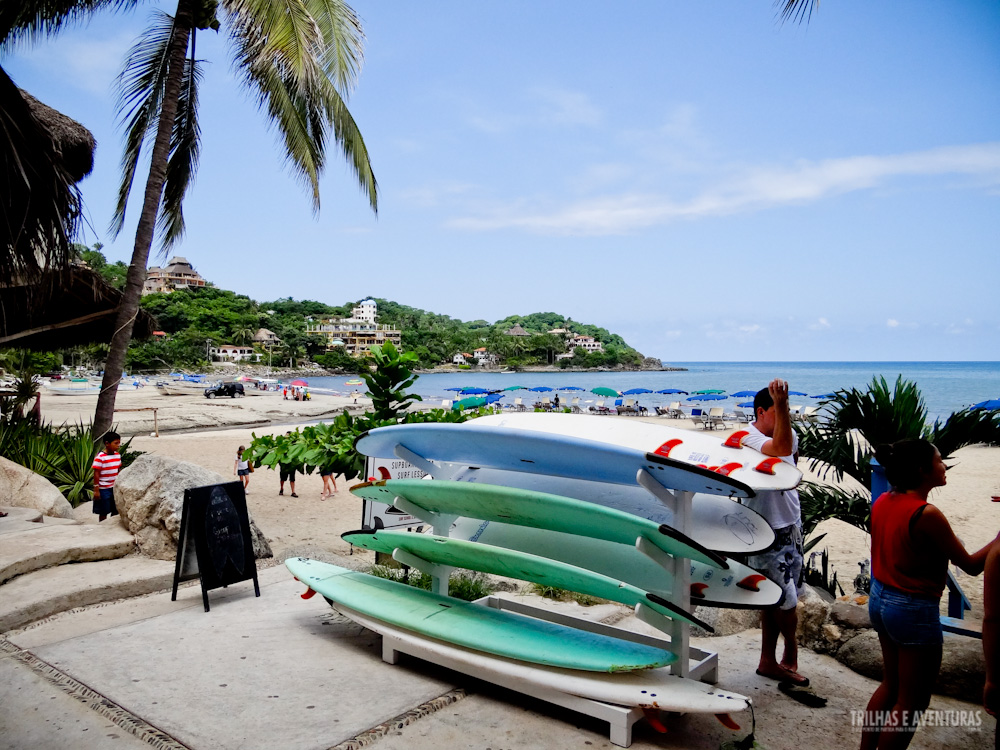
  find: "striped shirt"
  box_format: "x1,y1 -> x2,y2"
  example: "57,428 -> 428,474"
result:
92,451 -> 122,488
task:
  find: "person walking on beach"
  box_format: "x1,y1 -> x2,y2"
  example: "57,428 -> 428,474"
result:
234,445 -> 252,493
92,431 -> 122,522
743,379 -> 809,688
983,541 -> 999,748
860,439 -> 998,749
320,466 -> 337,500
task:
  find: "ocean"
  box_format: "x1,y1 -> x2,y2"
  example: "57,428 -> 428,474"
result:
303,362 -> 1000,424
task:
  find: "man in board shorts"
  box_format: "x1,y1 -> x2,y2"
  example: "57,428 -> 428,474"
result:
742,379 -> 808,687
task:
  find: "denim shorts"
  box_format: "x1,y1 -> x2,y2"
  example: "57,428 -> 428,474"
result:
869,578 -> 943,647
93,487 -> 118,516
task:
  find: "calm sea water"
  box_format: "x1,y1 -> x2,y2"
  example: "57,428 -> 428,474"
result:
305,362 -> 999,424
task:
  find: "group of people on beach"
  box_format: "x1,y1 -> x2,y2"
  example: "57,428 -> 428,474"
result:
747,379 -> 998,749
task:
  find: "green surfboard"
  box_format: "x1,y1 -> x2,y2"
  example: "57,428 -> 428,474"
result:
285,557 -> 676,672
342,529 -> 711,631
350,479 -> 726,569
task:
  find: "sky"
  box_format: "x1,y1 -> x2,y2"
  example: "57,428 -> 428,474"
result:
5,1 -> 999,362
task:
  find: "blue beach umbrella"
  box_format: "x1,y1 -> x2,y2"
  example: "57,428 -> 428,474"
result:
655,388 -> 688,395
622,387 -> 653,395
789,391 -> 808,397
811,393 -> 836,399
737,402 -> 754,408
529,386 -> 554,392
559,386 -> 584,391
484,393 -> 505,404
687,394 -> 727,401
444,387 -> 465,392
459,387 -> 490,395
731,390 -> 758,398
972,399 -> 1000,410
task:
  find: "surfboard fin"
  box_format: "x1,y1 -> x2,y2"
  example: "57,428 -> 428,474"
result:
715,713 -> 741,730
724,431 -> 749,448
691,582 -> 709,598
641,707 -> 668,733
737,574 -> 767,592
753,457 -> 782,475
301,587 -> 318,599
653,439 -> 684,458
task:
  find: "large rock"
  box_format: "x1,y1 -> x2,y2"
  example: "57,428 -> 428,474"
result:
691,606 -> 761,637
115,454 -> 272,561
0,456 -> 74,519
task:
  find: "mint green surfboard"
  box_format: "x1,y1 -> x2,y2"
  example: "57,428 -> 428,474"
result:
285,557 -> 676,672
341,529 -> 711,631
350,479 -> 726,569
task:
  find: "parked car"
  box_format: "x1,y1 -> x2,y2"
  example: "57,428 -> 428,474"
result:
204,382 -> 245,399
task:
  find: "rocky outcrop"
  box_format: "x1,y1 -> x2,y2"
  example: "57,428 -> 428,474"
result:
691,606 -> 761,637
0,456 -> 74,519
115,454 -> 272,561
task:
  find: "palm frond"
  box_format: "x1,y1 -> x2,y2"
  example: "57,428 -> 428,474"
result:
830,376 -> 928,447
0,0 -> 139,51
775,0 -> 819,25
928,408 -> 1000,459
799,481 -> 871,538
160,50 -> 203,246
109,9 -> 176,239
222,0 -> 376,212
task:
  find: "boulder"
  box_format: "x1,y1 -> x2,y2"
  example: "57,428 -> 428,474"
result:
831,598 -> 872,630
836,629 -> 883,681
691,606 -> 761,637
115,454 -> 272,561
796,585 -> 832,646
0,456 -> 74,519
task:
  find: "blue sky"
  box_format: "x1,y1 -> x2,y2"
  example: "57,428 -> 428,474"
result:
5,1 -> 999,362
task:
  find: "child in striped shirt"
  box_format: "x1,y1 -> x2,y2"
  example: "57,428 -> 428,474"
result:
92,431 -> 122,522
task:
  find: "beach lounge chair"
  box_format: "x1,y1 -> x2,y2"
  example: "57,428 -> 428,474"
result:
618,398 -> 637,416
800,405 -> 820,424
589,399 -> 611,415
570,397 -> 583,414
653,405 -> 670,417
733,406 -> 752,423
690,407 -> 710,429
667,402 -> 685,419
706,406 -> 729,430
513,397 -> 526,412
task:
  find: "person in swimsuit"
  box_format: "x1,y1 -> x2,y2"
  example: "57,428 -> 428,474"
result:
861,438 -> 998,749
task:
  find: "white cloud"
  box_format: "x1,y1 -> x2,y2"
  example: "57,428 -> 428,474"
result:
447,143 -> 1000,236
887,319 -> 900,328
809,318 -> 832,330
466,87 -> 602,134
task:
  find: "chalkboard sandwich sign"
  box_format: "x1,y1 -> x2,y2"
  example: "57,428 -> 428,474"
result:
172,481 -> 261,611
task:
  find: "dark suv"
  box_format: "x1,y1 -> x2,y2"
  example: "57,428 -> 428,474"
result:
204,382 -> 245,399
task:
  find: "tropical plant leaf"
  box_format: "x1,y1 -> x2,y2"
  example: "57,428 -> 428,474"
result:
160,47 -> 203,246
799,481 -> 871,538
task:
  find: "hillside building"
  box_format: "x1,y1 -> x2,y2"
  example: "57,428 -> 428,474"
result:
306,299 -> 401,357
143,256 -> 208,294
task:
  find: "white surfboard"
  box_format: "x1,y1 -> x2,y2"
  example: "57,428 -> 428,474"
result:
334,603 -> 751,714
473,412 -> 800,492
355,423 -> 756,498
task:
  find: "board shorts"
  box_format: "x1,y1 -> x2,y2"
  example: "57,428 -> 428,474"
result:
747,523 -> 803,610
280,468 -> 296,482
237,468 -> 250,477
93,487 -> 119,517
869,578 -> 943,647
320,469 -> 334,478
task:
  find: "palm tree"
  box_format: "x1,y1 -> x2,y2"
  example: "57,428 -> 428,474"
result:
796,376 -> 1000,537
2,0 -> 377,439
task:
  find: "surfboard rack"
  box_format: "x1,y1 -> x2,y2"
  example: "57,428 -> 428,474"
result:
379,593 -> 719,748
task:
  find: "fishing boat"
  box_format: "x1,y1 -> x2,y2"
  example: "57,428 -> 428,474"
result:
45,378 -> 101,396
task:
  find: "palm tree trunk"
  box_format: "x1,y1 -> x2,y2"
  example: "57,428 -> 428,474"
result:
93,0 -> 194,439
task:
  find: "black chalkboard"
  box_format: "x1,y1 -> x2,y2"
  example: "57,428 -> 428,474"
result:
171,481 -> 260,611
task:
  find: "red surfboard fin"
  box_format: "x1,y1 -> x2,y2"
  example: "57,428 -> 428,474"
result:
641,707 -> 668,733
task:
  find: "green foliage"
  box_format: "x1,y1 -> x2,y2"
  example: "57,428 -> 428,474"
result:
362,341 -> 421,421
797,375 -> 1000,534
367,564 -> 496,602
75,245 -> 127,290
525,582 -> 609,607
0,413 -> 142,507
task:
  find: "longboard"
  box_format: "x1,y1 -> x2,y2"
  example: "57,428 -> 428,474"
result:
341,529 -> 713,631
474,412 -> 801,492
349,479 -> 728,567
285,558 -> 675,672
437,466 -> 775,555
339,604 -> 750,715
355,423 -> 756,498
451,518 -> 781,610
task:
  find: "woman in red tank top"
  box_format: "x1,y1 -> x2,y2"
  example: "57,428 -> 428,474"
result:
860,439 -> 997,750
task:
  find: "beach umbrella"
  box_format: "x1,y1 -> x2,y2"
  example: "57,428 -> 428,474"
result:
972,399 -> 1000,410
622,387 -> 653,395
737,402 -> 754,408
559,386 -> 584,391
460,387 -> 490,395
655,388 -> 688,395
502,385 -> 527,391
345,378 -> 364,385
731,390 -> 758,398
591,387 -> 620,397
529,386 -> 554,392
687,394 -> 727,401
811,393 -> 836,399
444,387 -> 465,392
484,393 -> 505,404
290,379 -> 308,386
691,389 -> 726,395
453,396 -> 486,410
789,391 -> 808,396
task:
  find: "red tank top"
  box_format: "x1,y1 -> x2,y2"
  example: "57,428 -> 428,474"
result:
871,491 -> 947,598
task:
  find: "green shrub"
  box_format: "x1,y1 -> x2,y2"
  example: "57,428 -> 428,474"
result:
367,564 -> 496,602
